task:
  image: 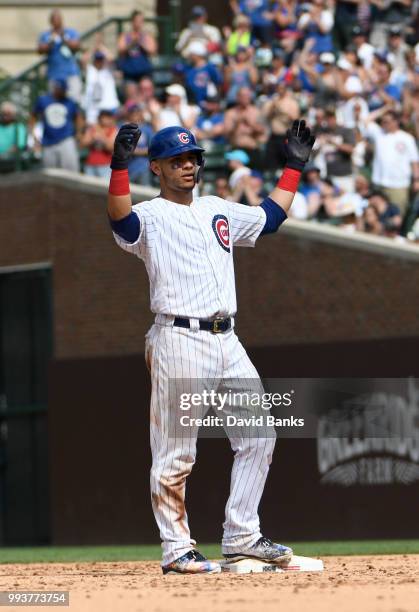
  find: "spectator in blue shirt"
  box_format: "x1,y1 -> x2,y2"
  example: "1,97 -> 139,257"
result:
38,10 -> 82,103
297,0 -> 334,55
367,57 -> 402,111
116,10 -> 157,83
230,0 -> 276,43
124,104 -> 154,186
299,163 -> 324,219
195,95 -> 226,145
31,79 -> 81,172
184,41 -> 222,106
225,46 -> 258,105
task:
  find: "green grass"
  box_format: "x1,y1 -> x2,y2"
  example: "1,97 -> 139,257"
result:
0,541 -> 419,564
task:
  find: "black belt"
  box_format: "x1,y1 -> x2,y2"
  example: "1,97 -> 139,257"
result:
173,316 -> 232,334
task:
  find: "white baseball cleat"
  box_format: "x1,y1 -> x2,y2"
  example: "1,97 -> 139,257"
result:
162,549 -> 221,575
223,536 -> 293,564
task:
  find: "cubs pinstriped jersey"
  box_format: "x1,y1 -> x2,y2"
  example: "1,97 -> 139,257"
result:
113,196 -> 266,318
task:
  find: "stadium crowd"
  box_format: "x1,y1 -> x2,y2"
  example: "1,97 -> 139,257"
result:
1,1 -> 419,242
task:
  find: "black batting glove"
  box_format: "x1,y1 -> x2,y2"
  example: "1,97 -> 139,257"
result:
110,123 -> 141,170
284,119 -> 315,171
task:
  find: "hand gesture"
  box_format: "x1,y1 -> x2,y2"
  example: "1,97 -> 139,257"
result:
148,98 -> 161,115
111,123 -> 141,170
285,119 -> 315,171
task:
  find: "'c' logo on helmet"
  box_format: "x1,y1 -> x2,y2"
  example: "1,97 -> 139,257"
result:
178,132 -> 190,144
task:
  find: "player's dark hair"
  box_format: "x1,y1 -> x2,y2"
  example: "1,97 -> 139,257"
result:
369,190 -> 389,203
131,9 -> 143,20
382,110 -> 399,123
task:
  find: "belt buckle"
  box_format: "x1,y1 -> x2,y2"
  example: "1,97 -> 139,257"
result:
212,317 -> 225,334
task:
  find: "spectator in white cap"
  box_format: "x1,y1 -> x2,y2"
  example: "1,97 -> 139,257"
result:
339,95 -> 369,132
184,40 -> 222,106
176,6 -> 222,64
387,25 -> 409,74
151,84 -> 199,131
82,50 -> 120,125
351,25 -> 375,70
336,56 -> 364,99
299,50 -> 339,108
225,149 -> 251,190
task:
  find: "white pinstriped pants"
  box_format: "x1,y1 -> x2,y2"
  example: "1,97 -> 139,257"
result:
145,318 -> 276,565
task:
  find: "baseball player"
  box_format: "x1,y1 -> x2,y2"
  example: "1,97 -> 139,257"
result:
107,120 -> 315,575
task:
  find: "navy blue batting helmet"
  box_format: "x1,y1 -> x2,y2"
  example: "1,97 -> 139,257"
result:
148,126 -> 205,165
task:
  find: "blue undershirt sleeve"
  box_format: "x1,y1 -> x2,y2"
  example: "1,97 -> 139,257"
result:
108,211 -> 140,243
260,197 -> 288,235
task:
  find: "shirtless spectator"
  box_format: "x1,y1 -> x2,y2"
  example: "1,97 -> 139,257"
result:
263,80 -> 299,169
224,86 -> 267,169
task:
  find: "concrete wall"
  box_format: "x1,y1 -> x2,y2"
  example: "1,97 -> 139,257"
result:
1,170 -> 419,361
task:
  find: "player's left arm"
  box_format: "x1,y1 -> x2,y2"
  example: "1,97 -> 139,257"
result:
260,119 -> 315,235
226,121 -> 315,247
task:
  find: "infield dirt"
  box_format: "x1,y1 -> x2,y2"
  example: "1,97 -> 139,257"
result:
0,555 -> 418,611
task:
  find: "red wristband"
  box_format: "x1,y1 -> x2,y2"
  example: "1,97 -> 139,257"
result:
276,167 -> 302,194
109,168 -> 130,196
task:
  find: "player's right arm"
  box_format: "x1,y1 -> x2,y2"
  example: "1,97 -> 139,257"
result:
107,123 -> 140,221
107,124 -> 142,244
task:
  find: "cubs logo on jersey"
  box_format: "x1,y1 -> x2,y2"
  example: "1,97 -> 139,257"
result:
212,214 -> 230,253
178,132 -> 190,144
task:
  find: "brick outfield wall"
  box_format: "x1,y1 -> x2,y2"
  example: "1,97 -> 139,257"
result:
1,174 -> 419,360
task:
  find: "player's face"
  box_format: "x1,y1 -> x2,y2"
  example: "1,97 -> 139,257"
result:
153,152 -> 199,192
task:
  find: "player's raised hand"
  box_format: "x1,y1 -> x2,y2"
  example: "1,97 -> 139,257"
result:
111,123 -> 141,170
284,120 -> 315,171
